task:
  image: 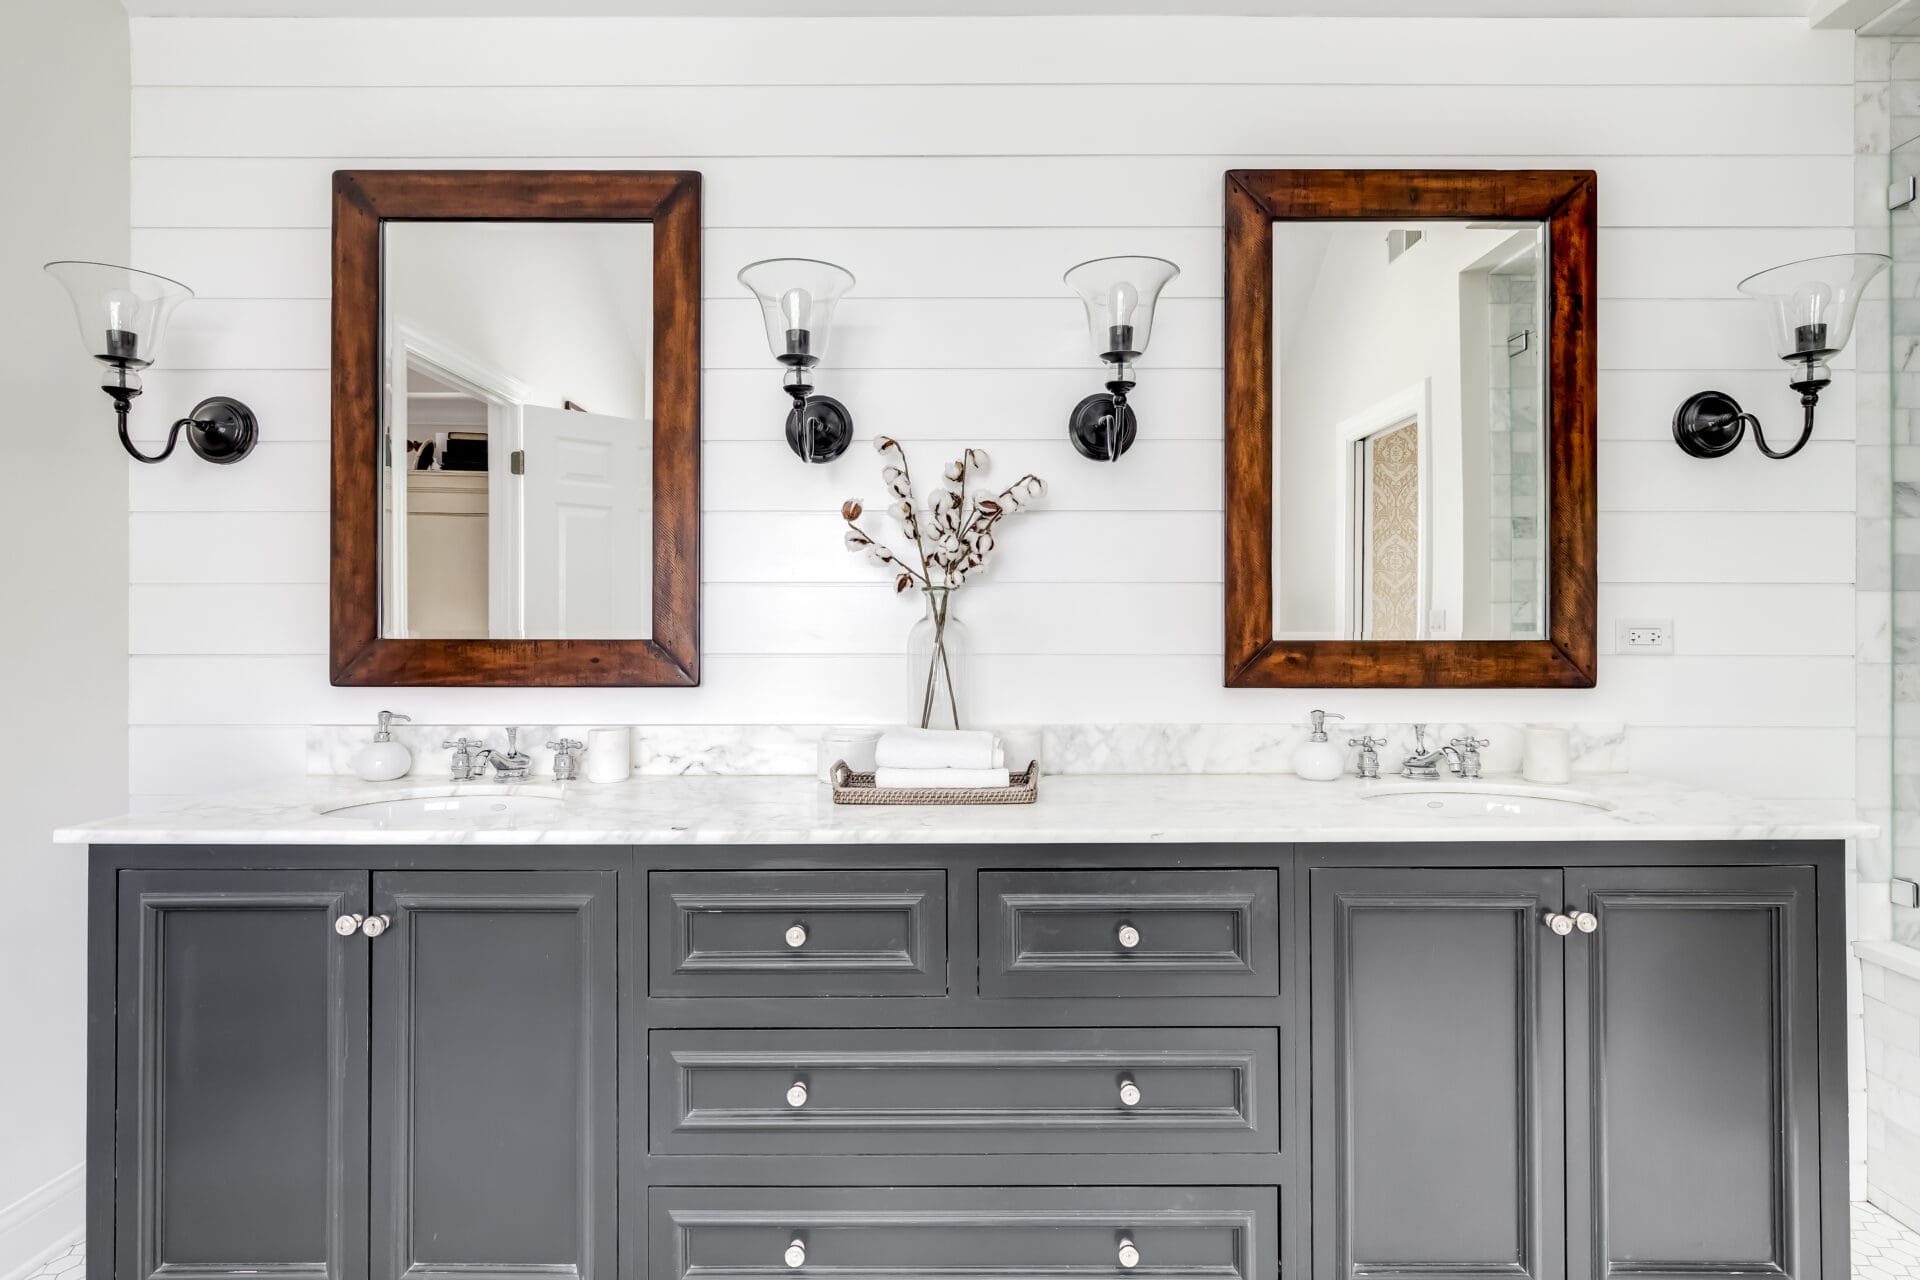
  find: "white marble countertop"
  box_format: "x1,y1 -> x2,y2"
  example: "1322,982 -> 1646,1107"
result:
54,772 -> 1871,846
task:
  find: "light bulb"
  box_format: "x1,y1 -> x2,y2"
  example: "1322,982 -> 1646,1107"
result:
1790,280 -> 1838,357
780,287 -> 813,332
102,287 -> 141,333
1793,281 -> 1834,326
1108,280 -> 1138,325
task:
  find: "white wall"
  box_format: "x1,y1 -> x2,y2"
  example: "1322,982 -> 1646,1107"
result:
121,15 -> 1859,808
0,0 -> 128,1269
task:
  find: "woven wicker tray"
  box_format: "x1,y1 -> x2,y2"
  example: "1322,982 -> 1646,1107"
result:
829,760 -> 1040,805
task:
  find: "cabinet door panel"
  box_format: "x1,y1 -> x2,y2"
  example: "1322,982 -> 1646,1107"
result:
1566,866 -> 1820,1280
1311,867 -> 1564,1280
115,870 -> 369,1280
370,871 -> 615,1280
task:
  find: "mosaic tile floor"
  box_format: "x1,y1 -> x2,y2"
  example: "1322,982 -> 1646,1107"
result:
1858,1203 -> 1920,1280
20,1242 -> 81,1280
15,1214 -> 1920,1279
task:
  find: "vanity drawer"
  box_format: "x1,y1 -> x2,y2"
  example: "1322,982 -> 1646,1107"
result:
980,869 -> 1280,998
649,1185 -> 1275,1280
649,1026 -> 1278,1155
649,870 -> 946,997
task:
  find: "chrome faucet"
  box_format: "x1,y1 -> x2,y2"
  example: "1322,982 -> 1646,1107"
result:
1400,724 -> 1446,781
1349,736 -> 1386,780
1447,736 -> 1490,779
443,737 -> 485,781
483,727 -> 533,782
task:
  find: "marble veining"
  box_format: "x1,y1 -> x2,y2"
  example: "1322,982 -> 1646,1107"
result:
307,721 -> 1628,780
57,771 -> 1868,847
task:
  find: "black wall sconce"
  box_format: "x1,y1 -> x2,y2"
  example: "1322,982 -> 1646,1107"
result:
738,257 -> 856,464
1063,255 -> 1179,461
44,260 -> 258,465
1672,252 -> 1888,461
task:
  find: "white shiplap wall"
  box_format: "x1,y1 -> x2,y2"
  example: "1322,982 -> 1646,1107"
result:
124,15 -> 1860,809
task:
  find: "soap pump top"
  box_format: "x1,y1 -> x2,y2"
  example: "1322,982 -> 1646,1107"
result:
1292,709 -> 1347,782
374,710 -> 410,742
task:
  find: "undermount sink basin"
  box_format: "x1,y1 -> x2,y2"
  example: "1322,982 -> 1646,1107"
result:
319,789 -> 568,828
1360,782 -> 1616,820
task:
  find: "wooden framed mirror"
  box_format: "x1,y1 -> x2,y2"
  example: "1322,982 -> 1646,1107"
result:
330,170 -> 701,686
1224,169 -> 1596,688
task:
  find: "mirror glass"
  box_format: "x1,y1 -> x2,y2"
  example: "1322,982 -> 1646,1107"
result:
379,221 -> 654,641
1270,219 -> 1548,642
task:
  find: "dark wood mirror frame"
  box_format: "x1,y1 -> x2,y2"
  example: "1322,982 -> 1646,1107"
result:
1223,168 -> 1597,689
330,169 -> 701,687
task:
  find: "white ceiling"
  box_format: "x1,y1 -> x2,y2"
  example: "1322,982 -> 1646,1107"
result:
119,0 -> 1813,18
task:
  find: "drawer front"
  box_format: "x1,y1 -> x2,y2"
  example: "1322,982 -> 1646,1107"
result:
650,1026 -> 1279,1155
980,869 -> 1280,998
649,1186 -> 1275,1280
650,870 -> 947,997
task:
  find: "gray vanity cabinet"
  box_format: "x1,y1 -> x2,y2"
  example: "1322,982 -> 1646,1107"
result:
93,841 -> 1845,1280
109,867 -> 615,1280
1312,864 -> 1823,1280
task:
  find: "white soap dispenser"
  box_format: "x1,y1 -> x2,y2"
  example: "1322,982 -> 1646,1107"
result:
1292,710 -> 1347,782
352,710 -> 413,782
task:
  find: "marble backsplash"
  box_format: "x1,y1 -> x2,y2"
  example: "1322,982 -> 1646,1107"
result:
308,721 -> 1628,780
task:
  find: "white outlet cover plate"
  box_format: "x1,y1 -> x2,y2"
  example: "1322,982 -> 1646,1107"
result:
1615,619 -> 1673,654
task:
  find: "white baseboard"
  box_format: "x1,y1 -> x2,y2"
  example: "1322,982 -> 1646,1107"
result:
0,1165 -> 84,1280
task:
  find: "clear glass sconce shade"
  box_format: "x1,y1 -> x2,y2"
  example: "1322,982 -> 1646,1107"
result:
1064,255 -> 1180,362
737,257 -> 855,367
1736,252 -> 1888,365
44,260 -> 193,370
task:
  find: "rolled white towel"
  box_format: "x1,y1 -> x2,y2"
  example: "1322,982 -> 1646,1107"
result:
874,766 -> 1012,790
874,727 -> 1004,769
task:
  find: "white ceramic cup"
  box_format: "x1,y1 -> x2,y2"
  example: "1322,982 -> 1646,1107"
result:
817,728 -> 883,782
1522,726 -> 1572,785
584,727 -> 633,783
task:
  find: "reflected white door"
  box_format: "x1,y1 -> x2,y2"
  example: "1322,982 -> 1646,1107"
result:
383,327 -> 411,635
518,404 -> 652,639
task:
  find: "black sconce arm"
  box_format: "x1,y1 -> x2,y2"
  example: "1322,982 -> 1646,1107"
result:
108,391 -> 259,466
117,404 -> 196,465
1732,391 -> 1818,462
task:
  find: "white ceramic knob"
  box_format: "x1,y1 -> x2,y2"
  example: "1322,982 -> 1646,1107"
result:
787,1081 -> 808,1108
334,914 -> 364,937
1116,923 -> 1140,950
786,924 -> 808,949
1117,1239 -> 1140,1269
361,914 -> 389,938
1574,911 -> 1598,934
784,1240 -> 806,1269
1119,1079 -> 1142,1108
1544,912 -> 1574,936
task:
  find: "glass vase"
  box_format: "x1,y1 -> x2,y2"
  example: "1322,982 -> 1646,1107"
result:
908,586 -> 971,730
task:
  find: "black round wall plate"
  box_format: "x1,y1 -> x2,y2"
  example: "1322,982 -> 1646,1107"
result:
1672,389 -> 1746,459
186,396 -> 259,465
786,395 -> 854,464
1069,394 -> 1138,461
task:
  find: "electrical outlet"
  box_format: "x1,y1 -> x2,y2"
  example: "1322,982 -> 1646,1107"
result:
1616,619 -> 1673,654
